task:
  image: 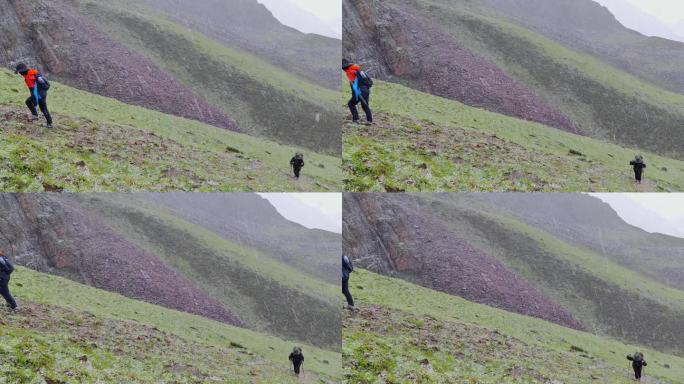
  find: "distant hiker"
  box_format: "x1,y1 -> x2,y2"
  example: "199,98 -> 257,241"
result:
342,59 -> 373,125
629,155 -> 646,184
627,352 -> 647,381
342,255 -> 355,310
0,250 -> 17,311
290,153 -> 305,179
288,346 -> 304,376
14,63 -> 53,129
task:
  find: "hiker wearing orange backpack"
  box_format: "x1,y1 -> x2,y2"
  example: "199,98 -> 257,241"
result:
15,63 -> 53,129
343,59 -> 373,125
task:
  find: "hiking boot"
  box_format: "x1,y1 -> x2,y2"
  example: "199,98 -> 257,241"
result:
346,305 -> 356,311
45,123 -> 53,129
351,120 -> 362,125
28,114 -> 39,122
363,121 -> 373,126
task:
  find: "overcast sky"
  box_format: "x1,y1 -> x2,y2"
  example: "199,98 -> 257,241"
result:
595,0 -> 684,41
258,193 -> 341,233
256,0 -> 341,39
591,193 -> 684,238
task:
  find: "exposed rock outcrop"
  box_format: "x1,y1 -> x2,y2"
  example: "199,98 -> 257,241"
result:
343,0 -> 580,134
0,194 -> 242,326
343,193 -> 584,330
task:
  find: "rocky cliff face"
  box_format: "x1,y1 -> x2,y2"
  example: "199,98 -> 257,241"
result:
0,194 -> 242,325
343,193 -> 583,330
343,0 -> 579,134
0,193 -> 340,349
345,193 -> 684,353
0,0 -> 237,130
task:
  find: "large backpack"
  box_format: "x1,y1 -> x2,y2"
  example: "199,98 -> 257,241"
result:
36,73 -> 50,91
633,352 -> 643,362
292,154 -> 304,167
0,256 -> 14,275
356,70 -> 373,88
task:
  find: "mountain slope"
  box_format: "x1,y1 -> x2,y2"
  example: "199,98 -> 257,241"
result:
480,0 -> 684,94
343,193 -> 684,355
1,0 -> 340,153
137,0 -> 341,88
146,193 -> 340,283
476,193 -> 684,290
3,267 -> 341,383
344,81 -> 684,192
344,269 -> 683,384
0,69 -> 342,192
0,193 -> 340,350
344,0 -> 684,161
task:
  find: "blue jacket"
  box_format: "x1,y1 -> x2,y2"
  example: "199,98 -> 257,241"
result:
342,255 -> 353,279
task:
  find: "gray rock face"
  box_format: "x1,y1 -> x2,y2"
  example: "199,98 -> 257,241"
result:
0,0 -> 237,131
343,193 -> 584,330
342,0 -> 580,134
0,194 -> 242,325
0,193 -> 341,349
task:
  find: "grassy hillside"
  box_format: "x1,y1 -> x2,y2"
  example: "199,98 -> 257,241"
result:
409,195 -> 684,354
72,194 -> 340,349
77,0 -> 342,154
476,0 -> 684,96
344,269 -> 684,384
0,70 -> 342,192
474,193 -> 684,291
3,267 -> 341,383
413,0 -> 684,157
344,81 -> 684,192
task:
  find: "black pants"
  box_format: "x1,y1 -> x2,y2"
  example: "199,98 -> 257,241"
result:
0,277 -> 17,309
293,361 -> 302,374
342,276 -> 354,306
633,363 -> 642,379
634,168 -> 643,182
26,94 -> 52,124
293,166 -> 302,178
348,88 -> 372,123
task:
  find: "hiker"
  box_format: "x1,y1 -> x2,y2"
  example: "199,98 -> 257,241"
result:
627,352 -> 647,381
15,63 -> 53,129
0,250 -> 17,311
342,59 -> 373,125
342,255 -> 355,310
288,346 -> 304,376
629,155 -> 646,184
290,153 -> 305,179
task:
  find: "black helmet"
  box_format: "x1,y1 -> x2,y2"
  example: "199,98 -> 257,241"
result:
342,58 -> 352,70
14,63 -> 28,74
